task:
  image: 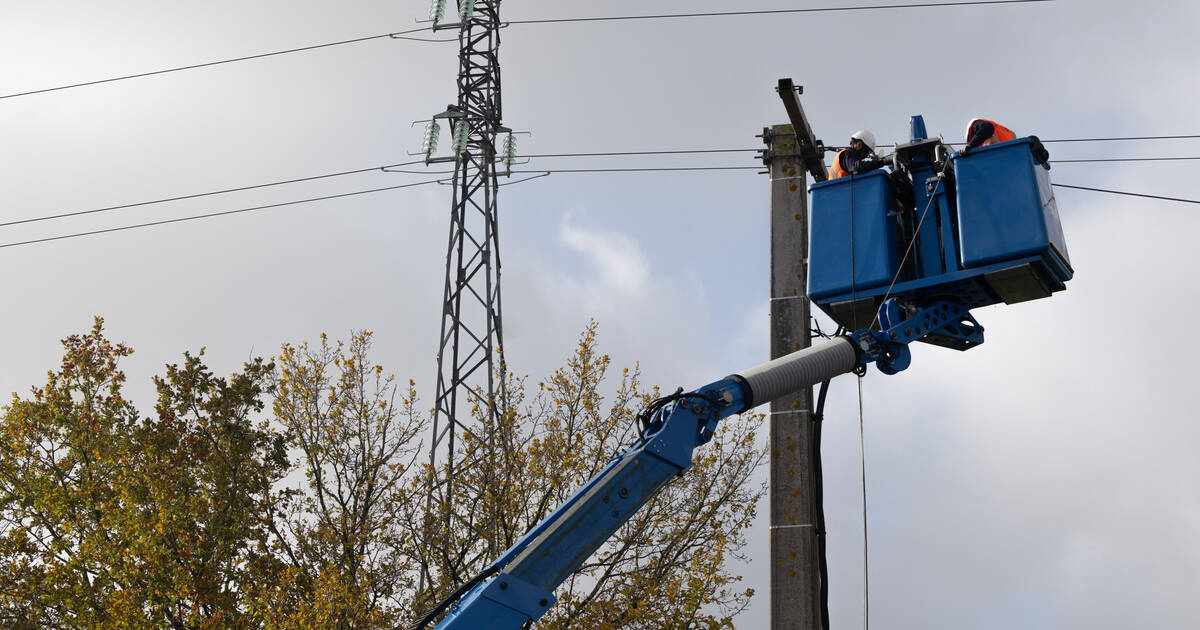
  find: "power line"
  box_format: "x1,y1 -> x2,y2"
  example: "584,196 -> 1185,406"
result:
0,160 -> 428,228
518,148 -> 758,158
6,157 -> 760,230
0,178 -> 445,250
2,2 -> 1052,101
865,134 -> 1200,149
525,167 -> 1200,205
517,149 -> 1200,163
0,166 -> 783,251
516,166 -> 761,173
6,168 -> 1196,251
952,135 -> 1200,146
12,148 -> 1197,230
1051,183 -> 1198,205
517,167 -> 1200,207
1052,156 -> 1200,163
1041,135 -> 1200,144
0,27 -> 434,100
503,0 -> 1053,26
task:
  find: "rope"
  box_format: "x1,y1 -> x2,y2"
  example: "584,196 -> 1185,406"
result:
849,171 -> 860,331
857,376 -> 870,630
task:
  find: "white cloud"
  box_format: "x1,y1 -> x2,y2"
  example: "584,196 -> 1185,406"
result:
558,215 -> 650,296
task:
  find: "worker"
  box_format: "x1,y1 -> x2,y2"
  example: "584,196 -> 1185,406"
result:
960,118 -> 1015,156
829,130 -> 890,179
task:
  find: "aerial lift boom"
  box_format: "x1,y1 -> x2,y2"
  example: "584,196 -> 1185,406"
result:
417,110 -> 1072,628
415,299 -> 983,629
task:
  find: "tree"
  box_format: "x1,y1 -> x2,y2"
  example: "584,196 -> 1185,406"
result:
1,321 -> 764,629
406,322 -> 766,629
0,319 -> 288,629
257,331 -> 426,629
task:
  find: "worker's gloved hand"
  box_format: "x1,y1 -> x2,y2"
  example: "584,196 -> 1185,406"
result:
959,145 -> 970,157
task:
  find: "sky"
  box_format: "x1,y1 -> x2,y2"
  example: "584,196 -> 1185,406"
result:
2,0 -> 1199,628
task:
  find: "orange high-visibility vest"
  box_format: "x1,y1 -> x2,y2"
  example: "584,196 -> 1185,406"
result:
966,118 -> 1016,146
829,148 -> 852,179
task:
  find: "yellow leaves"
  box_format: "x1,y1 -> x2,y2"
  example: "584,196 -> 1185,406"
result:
398,322 -> 766,630
2,322 -> 762,629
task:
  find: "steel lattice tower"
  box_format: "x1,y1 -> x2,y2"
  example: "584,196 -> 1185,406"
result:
426,0 -> 506,573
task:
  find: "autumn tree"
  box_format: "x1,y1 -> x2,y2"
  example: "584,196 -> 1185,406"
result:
0,321 -> 764,629
406,322 -> 766,629
0,319 -> 287,629
255,332 -> 426,629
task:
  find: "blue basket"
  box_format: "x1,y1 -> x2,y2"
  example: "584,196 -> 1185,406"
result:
954,139 -> 1071,270
808,170 -> 900,300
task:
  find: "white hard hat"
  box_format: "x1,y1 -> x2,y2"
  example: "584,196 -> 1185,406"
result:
850,130 -> 876,153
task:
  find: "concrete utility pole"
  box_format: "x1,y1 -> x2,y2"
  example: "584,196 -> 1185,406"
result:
764,78 -> 828,630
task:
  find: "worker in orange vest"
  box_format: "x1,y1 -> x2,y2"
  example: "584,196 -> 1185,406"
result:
960,118 -> 1016,156
829,130 -> 890,179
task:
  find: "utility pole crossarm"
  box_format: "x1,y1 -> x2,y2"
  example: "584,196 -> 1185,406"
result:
776,78 -> 827,182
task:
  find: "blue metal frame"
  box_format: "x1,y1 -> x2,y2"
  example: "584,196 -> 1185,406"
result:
850,299 -> 984,375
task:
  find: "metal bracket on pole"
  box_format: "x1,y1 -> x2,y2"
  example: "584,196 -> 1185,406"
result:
775,78 -> 828,182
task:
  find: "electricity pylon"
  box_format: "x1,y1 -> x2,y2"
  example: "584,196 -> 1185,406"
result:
422,0 -> 508,590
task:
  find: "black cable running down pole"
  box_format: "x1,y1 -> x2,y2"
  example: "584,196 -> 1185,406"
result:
813,378 -> 834,630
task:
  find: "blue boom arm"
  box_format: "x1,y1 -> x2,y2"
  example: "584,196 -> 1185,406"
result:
423,300 -> 982,629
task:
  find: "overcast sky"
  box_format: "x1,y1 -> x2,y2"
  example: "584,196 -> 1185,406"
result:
2,1 -> 1198,628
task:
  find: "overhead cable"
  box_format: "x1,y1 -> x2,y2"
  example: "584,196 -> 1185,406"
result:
0,160 -> 427,228
6,159 -> 758,229
515,166 -> 760,173
517,148 -> 758,158
0,27 -> 435,100
866,135 -> 1200,150
2,2 -> 1052,101
6,172 -> 1197,251
1051,153 -> 1200,160
497,172 -> 552,187
1040,134 -> 1200,143
503,1 -> 1053,26
395,165 -> 763,175
518,150 -> 1200,164
1051,156 -> 1200,163
10,147 -> 1198,230
1051,183 -> 1199,205
526,168 -> 1200,204
0,178 -> 445,250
